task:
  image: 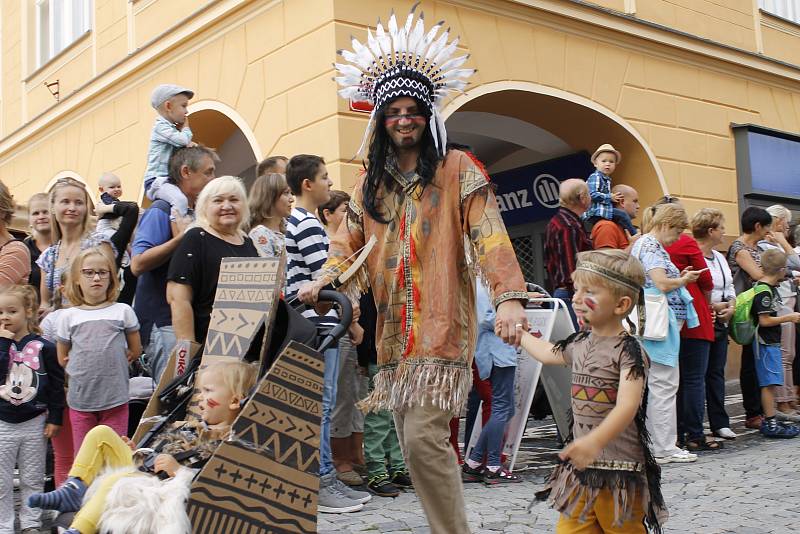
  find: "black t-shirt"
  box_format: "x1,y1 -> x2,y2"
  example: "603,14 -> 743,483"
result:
752,282 -> 782,345
167,227 -> 259,345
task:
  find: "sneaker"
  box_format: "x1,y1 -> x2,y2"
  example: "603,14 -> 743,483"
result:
337,469 -> 364,486
318,473 -> 364,513
333,476 -> 371,504
760,419 -> 800,438
744,415 -> 764,429
655,450 -> 697,464
712,427 -> 737,440
390,470 -> 413,488
483,467 -> 522,485
775,410 -> 800,423
461,463 -> 484,483
368,474 -> 401,497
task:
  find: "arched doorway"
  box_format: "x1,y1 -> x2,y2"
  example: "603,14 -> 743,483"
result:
188,101 -> 261,189
443,82 -> 666,285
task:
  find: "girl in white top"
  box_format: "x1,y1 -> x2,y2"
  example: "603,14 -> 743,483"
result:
693,209 -> 736,439
56,247 -> 140,452
246,173 -> 293,259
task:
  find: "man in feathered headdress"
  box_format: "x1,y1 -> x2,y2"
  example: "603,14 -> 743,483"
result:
298,5 -> 529,531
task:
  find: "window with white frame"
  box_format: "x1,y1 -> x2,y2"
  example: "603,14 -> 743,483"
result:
35,0 -> 92,69
759,0 -> 800,24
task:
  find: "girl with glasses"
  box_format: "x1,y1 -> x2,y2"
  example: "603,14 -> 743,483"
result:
55,247 -> 140,453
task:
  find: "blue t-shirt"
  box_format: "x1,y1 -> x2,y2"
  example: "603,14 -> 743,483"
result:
132,200 -> 173,345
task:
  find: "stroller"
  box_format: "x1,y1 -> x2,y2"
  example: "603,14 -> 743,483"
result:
51,287 -> 352,534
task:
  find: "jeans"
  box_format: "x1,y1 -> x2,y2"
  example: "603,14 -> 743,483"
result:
319,346 -> 341,476
553,288 -> 578,330
676,338 -> 711,441
146,324 -> 176,383
705,328 -> 731,431
468,365 -> 516,466
740,343 -> 762,418
612,207 -> 637,235
463,363 -> 492,456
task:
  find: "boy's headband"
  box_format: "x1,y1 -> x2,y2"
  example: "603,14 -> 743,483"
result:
575,260 -> 645,336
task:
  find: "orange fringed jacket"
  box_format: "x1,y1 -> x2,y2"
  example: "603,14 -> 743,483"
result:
320,150 -> 527,412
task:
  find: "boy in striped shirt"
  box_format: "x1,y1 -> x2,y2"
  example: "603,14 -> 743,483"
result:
284,154 -> 371,513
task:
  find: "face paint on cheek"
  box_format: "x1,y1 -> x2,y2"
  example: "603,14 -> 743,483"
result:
584,296 -> 597,311
205,398 -> 220,408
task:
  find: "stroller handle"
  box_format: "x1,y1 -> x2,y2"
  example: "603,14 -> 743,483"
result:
317,290 -> 353,353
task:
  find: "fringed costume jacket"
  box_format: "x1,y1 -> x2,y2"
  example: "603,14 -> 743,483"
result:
320,149 -> 527,413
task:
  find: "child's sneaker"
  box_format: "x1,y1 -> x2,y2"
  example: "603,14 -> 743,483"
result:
483,467 -> 522,485
760,418 -> 800,438
461,463 -> 484,483
367,474 -> 401,497
390,470 -> 413,488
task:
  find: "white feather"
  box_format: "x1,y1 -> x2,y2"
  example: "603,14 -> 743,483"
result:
432,37 -> 459,67
366,29 -> 383,62
375,21 -> 391,58
415,21 -> 442,59
407,17 -> 425,59
436,54 -> 469,74
424,29 -> 449,64
335,63 -> 363,78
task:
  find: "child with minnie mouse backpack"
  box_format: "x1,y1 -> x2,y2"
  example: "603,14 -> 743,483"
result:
0,284 -> 65,534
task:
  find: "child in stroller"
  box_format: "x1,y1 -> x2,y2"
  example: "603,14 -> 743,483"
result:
28,360 -> 258,534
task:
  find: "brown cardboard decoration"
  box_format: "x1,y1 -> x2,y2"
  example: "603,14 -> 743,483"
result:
186,256 -> 284,419
187,341 -> 323,533
133,256 -> 284,440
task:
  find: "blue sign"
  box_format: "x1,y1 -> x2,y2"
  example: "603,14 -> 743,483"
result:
747,130 -> 800,199
490,152 -> 595,227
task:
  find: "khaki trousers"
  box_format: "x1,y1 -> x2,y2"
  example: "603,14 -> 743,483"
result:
394,404 -> 470,534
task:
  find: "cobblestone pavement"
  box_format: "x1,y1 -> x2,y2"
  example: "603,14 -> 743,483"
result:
319,388 -> 800,534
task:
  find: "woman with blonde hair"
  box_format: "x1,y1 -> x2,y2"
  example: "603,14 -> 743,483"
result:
167,176 -> 259,357
24,192 -> 52,296
0,180 -> 31,288
631,202 -> 705,464
246,173 -> 293,258
37,178 -> 115,312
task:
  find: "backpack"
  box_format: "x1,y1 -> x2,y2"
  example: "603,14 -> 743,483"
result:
728,282 -> 772,345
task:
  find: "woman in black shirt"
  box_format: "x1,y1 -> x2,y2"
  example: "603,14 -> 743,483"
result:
167,176 -> 259,351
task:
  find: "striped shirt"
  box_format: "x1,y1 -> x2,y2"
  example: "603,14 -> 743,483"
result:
544,207 -> 592,292
285,207 -> 337,326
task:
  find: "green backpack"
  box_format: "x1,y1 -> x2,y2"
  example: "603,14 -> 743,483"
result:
728,282 -> 772,345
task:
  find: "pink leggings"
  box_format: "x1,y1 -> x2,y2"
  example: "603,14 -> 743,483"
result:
51,407 -> 74,486
69,404 -> 129,453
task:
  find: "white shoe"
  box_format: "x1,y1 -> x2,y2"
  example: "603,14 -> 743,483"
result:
655,449 -> 697,464
713,427 -> 737,440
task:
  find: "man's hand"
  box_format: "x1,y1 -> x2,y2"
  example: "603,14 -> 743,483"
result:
298,281 -> 323,305
44,424 -> 61,439
559,435 -> 601,470
153,454 -> 181,478
494,300 -> 528,347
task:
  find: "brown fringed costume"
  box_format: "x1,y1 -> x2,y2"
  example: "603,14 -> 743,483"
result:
319,150 -> 528,413
538,331 -> 668,533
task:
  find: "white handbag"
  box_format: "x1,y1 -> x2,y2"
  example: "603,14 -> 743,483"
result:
627,292 -> 669,341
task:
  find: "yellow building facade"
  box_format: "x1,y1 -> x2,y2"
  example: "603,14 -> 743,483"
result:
1,0 -> 799,255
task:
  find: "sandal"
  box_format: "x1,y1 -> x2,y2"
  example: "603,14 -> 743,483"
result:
483,467 -> 522,485
686,438 -> 722,451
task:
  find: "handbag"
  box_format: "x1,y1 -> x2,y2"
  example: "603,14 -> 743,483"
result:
628,291 -> 669,341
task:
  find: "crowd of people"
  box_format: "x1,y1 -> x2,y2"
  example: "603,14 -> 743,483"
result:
0,6 -> 799,534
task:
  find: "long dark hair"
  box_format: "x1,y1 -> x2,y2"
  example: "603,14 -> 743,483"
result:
362,99 -> 442,223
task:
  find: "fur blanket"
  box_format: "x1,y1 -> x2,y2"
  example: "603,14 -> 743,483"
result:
87,467 -> 194,534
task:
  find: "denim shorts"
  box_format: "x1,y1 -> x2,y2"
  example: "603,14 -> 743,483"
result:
755,343 -> 783,387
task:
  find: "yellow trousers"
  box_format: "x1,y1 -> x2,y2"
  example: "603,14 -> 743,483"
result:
68,425 -> 137,534
556,488 -> 647,534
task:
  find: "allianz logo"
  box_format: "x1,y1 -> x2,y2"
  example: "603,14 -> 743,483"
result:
496,173 -> 561,212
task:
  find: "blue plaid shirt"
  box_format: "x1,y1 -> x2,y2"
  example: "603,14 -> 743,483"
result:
583,170 -> 613,221
144,116 -> 193,183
